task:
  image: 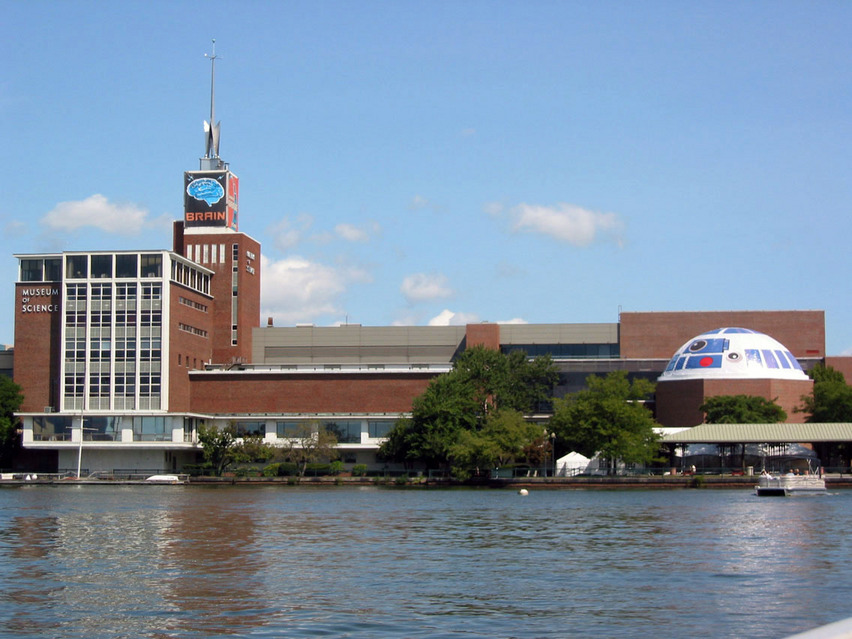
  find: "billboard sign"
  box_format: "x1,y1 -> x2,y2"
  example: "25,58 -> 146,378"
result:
184,171 -> 239,230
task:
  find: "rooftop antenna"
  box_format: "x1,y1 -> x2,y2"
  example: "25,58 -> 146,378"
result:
201,39 -> 224,170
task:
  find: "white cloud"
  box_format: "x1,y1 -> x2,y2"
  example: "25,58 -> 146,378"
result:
40,194 -> 150,235
408,195 -> 445,214
401,273 -> 453,303
498,317 -> 528,325
267,214 -> 314,252
509,202 -> 624,247
428,309 -> 480,326
260,254 -> 369,325
483,201 -> 504,217
335,223 -> 370,243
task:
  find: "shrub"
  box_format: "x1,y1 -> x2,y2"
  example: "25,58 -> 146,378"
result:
262,463 -> 280,477
352,464 -> 368,477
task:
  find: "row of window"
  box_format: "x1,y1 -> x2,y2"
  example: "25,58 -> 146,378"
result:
186,243 -> 227,266
502,343 -> 620,359
170,261 -> 211,296
179,296 -> 208,312
30,417 -> 398,443
237,420 -> 397,442
178,323 -> 208,338
60,254 -> 163,280
31,415 -> 170,442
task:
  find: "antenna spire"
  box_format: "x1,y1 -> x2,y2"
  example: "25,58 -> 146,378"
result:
201,39 -> 224,169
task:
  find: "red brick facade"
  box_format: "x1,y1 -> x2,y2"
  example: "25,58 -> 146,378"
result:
656,377 -> 814,427
167,285 -> 214,412
178,231 -> 260,365
824,356 -> 852,385
189,371 -> 437,414
466,323 -> 500,350
14,283 -> 62,412
620,311 -> 825,360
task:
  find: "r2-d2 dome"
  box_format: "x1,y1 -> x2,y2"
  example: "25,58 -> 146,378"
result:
658,327 -> 810,381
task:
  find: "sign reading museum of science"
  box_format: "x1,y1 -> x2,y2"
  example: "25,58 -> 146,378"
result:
20,287 -> 60,313
184,170 -> 240,231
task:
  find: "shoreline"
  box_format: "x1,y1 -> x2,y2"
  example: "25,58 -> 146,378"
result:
3,474 -> 852,489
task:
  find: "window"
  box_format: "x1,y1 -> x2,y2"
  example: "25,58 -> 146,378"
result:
140,254 -> 162,278
32,416 -> 73,441
44,259 -> 61,281
133,416 -> 168,441
20,259 -> 43,282
236,422 -> 265,437
83,416 -> 120,441
276,421 -> 302,438
66,255 -> 88,279
368,420 -> 396,438
90,255 -> 112,278
325,420 -> 361,444
116,254 -> 138,278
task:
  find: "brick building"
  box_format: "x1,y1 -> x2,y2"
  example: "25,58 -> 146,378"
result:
8,66 -> 849,475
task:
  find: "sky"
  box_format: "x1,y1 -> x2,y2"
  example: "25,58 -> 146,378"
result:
2,1 -> 852,354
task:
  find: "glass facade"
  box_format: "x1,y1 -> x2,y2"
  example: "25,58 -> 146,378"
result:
368,420 -> 395,438
31,415 -> 73,441
57,252 -> 178,412
502,343 -> 620,359
236,422 -> 265,437
325,420 -> 362,444
133,416 -> 168,441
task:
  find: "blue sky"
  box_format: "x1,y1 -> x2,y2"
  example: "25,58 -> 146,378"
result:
3,1 -> 852,353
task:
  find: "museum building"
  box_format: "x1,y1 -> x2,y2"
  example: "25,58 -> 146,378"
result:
10,73 -> 852,475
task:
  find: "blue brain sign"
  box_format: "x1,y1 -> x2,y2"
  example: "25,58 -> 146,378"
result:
187,178 -> 225,206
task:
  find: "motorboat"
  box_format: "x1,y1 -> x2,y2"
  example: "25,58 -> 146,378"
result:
754,472 -> 826,496
145,474 -> 185,484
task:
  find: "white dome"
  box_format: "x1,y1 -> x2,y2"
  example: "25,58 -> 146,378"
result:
658,327 -> 810,382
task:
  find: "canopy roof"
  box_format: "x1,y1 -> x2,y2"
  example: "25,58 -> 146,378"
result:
659,423 -> 852,444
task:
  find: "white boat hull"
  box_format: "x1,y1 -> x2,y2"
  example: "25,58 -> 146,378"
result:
755,475 -> 826,496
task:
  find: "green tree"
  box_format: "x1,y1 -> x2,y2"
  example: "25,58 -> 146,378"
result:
378,347 -> 558,472
447,409 -> 543,480
232,434 -> 276,465
700,395 -> 787,423
799,365 -> 852,422
281,422 -> 339,476
549,371 -> 659,475
0,376 -> 24,470
197,423 -> 237,476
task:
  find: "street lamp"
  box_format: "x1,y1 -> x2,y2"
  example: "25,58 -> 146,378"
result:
551,431 -> 557,477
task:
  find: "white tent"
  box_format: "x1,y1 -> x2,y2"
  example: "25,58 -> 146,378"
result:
556,451 -> 604,477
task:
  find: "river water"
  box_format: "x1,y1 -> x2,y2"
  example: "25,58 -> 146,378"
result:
0,485 -> 849,639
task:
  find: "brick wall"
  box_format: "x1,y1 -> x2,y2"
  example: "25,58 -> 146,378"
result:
655,377 -> 813,427
621,311 -> 825,359
466,323 -> 500,350
167,285 -> 214,412
824,356 -> 852,385
189,372 -> 437,414
14,284 -> 62,412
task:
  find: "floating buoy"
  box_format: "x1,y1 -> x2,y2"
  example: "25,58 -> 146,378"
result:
518,488 -> 529,496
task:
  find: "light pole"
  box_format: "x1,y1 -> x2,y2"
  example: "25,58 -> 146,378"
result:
551,431 -> 557,477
